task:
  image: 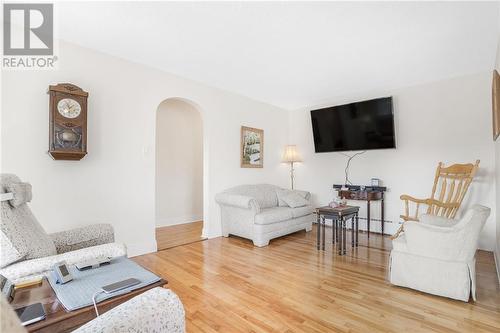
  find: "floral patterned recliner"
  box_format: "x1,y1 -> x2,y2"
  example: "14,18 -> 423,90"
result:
0,174 -> 126,282
1,287 -> 185,333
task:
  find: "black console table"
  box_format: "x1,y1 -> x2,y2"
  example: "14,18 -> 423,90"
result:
333,184 -> 387,236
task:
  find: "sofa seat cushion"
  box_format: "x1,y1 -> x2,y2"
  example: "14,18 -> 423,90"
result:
255,207 -> 293,225
392,234 -> 408,252
291,206 -> 314,218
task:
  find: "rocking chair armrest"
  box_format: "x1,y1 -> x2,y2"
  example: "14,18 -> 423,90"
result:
400,195 -> 460,209
400,194 -> 429,204
399,196 -> 459,227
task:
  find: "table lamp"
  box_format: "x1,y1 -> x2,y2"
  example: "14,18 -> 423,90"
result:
282,145 -> 302,189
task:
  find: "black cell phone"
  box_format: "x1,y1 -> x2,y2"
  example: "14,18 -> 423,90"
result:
15,303 -> 46,326
101,278 -> 140,294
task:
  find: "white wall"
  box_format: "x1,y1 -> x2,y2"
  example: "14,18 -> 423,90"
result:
2,40 -> 499,255
1,41 -> 289,256
156,99 -> 203,227
494,30 -> 500,275
289,72 -> 496,250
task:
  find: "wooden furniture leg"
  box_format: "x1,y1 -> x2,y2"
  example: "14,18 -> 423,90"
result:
337,218 -> 342,255
316,213 -> 321,250
343,219 -> 347,254
367,200 -> 371,238
321,216 -> 326,251
332,218 -> 335,245
355,213 -> 359,246
381,193 -> 385,235
351,216 -> 354,247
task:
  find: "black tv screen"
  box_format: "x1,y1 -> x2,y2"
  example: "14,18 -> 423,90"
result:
310,97 -> 396,152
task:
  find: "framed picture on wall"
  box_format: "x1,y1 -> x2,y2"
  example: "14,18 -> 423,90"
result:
493,69 -> 500,141
241,126 -> 264,168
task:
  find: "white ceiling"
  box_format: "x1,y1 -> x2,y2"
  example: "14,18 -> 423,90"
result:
57,1 -> 500,110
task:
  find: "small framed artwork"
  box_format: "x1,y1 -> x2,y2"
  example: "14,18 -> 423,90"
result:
493,69 -> 500,141
241,126 -> 264,168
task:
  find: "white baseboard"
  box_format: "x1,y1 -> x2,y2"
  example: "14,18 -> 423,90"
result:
494,250 -> 500,286
156,214 -> 203,228
127,239 -> 158,257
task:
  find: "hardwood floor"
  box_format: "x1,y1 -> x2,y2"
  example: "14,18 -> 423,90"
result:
135,225 -> 500,333
156,221 -> 205,250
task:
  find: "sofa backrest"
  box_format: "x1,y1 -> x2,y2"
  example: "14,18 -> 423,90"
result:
223,184 -> 281,208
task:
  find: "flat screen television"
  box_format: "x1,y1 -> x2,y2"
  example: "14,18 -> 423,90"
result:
310,97 -> 396,152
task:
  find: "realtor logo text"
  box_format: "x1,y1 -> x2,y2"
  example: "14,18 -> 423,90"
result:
3,3 -> 57,69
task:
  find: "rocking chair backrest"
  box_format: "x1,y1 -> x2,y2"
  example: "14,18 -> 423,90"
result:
427,160 -> 480,218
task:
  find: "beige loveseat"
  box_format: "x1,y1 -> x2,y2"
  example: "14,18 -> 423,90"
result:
215,184 -> 314,246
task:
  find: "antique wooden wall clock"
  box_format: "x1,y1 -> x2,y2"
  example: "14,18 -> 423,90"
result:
48,83 -> 88,160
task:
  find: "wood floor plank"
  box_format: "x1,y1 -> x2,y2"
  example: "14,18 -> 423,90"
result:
135,225 -> 500,332
156,221 -> 205,250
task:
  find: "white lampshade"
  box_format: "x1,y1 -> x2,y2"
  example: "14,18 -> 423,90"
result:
282,145 -> 302,163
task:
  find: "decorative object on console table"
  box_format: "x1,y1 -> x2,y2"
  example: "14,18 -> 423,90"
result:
48,83 -> 88,160
333,184 -> 386,237
371,178 -> 381,187
240,126 -> 264,168
282,145 -> 302,189
493,69 -> 500,141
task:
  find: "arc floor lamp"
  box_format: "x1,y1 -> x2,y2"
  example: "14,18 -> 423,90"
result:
282,145 -> 302,189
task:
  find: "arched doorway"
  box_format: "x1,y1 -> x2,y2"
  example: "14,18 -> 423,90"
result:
155,98 -> 205,250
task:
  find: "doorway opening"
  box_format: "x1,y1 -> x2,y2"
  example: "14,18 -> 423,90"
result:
155,98 -> 205,250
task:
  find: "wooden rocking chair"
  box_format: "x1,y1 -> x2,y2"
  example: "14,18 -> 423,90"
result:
392,160 -> 480,239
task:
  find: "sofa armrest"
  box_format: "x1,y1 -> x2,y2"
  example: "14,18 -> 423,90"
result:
74,287 -> 185,333
403,221 -> 468,261
50,223 -> 114,254
215,193 -> 260,213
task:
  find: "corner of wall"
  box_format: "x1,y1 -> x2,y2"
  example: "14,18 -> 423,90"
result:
127,238 -> 158,258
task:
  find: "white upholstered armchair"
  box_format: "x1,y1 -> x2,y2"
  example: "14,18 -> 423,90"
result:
390,205 -> 490,302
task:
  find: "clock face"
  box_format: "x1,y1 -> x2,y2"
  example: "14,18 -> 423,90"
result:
57,98 -> 81,119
